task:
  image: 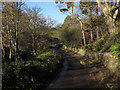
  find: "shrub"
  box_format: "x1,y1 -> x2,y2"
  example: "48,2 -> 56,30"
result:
101,31 -> 120,52
3,49 -> 63,89
61,24 -> 82,47
110,42 -> 120,57
94,35 -> 109,52
84,44 -> 94,51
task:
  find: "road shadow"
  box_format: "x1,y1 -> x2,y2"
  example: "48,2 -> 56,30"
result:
48,48 -> 120,89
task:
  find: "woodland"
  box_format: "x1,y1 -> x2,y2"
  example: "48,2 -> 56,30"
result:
1,0 -> 120,89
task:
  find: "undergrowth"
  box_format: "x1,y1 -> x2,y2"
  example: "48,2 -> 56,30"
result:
2,49 -> 63,90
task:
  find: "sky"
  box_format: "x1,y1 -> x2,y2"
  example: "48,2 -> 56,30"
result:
26,2 -> 67,24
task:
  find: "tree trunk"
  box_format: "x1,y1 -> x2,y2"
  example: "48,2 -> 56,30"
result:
9,27 -> 12,60
105,16 -> 116,34
96,1 -> 119,34
96,26 -> 99,40
71,14 -> 86,46
82,30 -> 86,46
2,48 -> 5,61
9,48 -> 12,60
32,32 -> 36,56
101,32 -> 104,38
14,2 -> 22,61
96,5 -> 98,17
90,30 -> 93,42
14,2 -> 18,62
89,7 -> 93,42
15,24 -> 18,62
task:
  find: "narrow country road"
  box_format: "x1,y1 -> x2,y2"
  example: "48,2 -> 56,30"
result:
47,47 -> 96,89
